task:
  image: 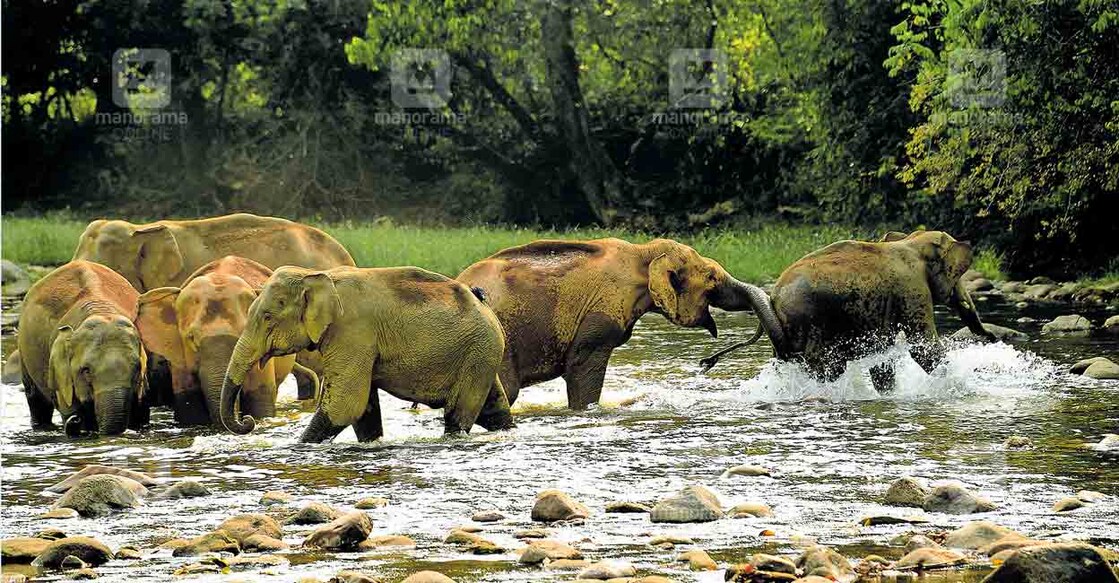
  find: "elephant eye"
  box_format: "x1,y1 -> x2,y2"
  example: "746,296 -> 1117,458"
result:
262,312 -> 273,322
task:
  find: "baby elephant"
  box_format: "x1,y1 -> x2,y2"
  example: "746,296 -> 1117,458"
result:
219,266 -> 513,442
17,261 -> 148,436
135,256 -> 318,426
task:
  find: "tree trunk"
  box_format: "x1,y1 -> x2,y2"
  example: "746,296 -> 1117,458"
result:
539,0 -> 622,225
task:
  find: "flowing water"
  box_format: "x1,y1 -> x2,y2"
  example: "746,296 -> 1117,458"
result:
2,296 -> 1117,582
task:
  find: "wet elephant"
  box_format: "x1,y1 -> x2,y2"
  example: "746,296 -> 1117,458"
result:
701,230 -> 997,390
17,261 -> 149,436
219,266 -> 513,443
135,256 -> 318,426
457,238 -> 775,409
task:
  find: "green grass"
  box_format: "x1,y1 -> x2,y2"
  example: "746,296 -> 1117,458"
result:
2,215 -> 858,283
971,249 -> 1006,281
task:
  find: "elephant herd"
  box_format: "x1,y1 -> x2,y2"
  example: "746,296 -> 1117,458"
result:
15,213 -> 995,441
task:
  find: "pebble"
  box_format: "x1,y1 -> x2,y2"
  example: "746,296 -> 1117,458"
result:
287,502 -> 341,525
357,535 -> 415,550
893,547 -> 965,569
259,490 -> 293,506
303,512 -> 373,550
400,572 -> 455,583
354,497 -> 389,509
723,464 -> 772,477
518,539 -> 582,564
577,560 -> 636,580
1052,496 -> 1084,512
729,502 -> 773,518
676,549 -> 717,571
471,510 -> 505,522
648,534 -> 694,547
604,501 -> 651,513
1004,435 -> 1033,449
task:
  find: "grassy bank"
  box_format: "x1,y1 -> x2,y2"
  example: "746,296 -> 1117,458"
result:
2,215 -> 872,283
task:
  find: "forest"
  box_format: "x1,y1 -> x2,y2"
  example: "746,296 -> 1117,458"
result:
3,0 -> 1118,278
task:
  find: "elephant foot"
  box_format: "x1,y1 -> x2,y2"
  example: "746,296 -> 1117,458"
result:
443,429 -> 469,439
476,411 -> 515,431
300,410 -> 344,443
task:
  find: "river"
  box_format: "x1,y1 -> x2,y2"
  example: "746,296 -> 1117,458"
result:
1,296 -> 1117,582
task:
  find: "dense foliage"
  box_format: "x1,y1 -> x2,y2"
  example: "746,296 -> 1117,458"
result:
3,0 -> 1116,277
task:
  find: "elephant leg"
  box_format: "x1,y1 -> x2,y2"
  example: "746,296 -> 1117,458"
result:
869,364 -> 895,393
563,347 -> 612,410
442,373 -> 493,435
498,355 -> 522,406
300,358 -> 374,443
910,339 -> 946,376
475,377 -> 515,431
172,375 -> 212,426
352,389 -> 384,442
22,371 -> 55,430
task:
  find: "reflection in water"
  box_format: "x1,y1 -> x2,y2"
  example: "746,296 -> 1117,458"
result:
1,298 -> 1117,581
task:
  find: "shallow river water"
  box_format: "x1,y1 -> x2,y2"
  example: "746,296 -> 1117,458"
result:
2,297 -> 1117,582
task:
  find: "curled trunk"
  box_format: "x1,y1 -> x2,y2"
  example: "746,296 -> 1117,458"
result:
711,276 -> 788,358
220,334 -> 258,435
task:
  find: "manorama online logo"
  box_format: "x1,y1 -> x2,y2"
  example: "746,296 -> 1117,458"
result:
97,48 -> 187,142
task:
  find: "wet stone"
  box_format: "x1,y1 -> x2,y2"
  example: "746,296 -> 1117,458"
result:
531,489 -> 590,522
354,497 -> 389,509
31,537 -> 113,569
1004,435 -> 1033,449
158,480 -> 211,499
577,560 -> 636,580
983,543 -> 1119,583
922,482 -> 995,514
287,502 -> 341,525
885,477 -> 929,507
45,466 -> 156,494
943,521 -> 1021,549
750,553 -> 797,574
216,514 -> 283,545
400,571 -> 456,583
893,547 -> 965,569
242,534 -> 289,552
519,539 -> 582,564
171,531 -> 240,557
1,537 -> 52,563
1052,496 -> 1084,512
604,501 -> 651,513
51,474 -> 147,517
650,485 -> 724,523
729,502 -> 773,518
303,511 -> 373,550
357,535 -> 415,550
260,490 -> 293,506
35,527 -> 67,541
471,510 -> 505,522
38,508 -> 79,520
676,549 -> 717,570
724,464 -> 772,477
514,528 -> 550,539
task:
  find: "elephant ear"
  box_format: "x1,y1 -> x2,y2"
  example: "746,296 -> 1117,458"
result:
942,236 -> 974,282
132,224 -> 183,290
648,253 -> 680,320
880,231 -> 909,242
47,326 -> 76,411
135,287 -> 184,365
301,273 -> 343,345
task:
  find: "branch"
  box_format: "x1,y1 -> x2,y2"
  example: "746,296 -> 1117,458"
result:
451,51 -> 543,141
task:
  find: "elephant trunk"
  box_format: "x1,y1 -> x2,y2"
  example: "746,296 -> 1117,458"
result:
200,335 -> 239,427
94,387 -> 131,436
712,276 -> 788,358
220,333 -> 259,435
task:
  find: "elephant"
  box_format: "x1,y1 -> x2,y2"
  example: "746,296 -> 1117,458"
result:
74,212 -> 352,399
17,261 -> 149,436
135,256 -> 319,426
456,238 -> 775,409
700,230 -> 997,390
219,266 -> 514,443
72,212 -> 356,292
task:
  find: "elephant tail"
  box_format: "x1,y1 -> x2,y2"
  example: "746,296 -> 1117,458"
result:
470,286 -> 487,303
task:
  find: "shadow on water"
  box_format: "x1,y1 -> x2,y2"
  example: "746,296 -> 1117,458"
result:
1,294 -> 1117,581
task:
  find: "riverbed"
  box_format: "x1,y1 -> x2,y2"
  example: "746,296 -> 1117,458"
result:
1,297 -> 1117,582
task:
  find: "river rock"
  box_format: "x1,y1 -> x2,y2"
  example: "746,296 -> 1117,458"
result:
242,534 -> 289,551
650,485 -> 724,523
114,546 -> 141,560
328,570 -> 378,583
544,559 -> 589,570
577,560 -> 636,580
2,350 -> 23,385
1103,315 -> 1119,334
724,464 -> 772,477
215,514 -> 283,544
260,490 -> 293,505
46,465 -> 156,493
1070,357 -> 1109,374
471,510 -> 505,522
514,528 -> 550,539
52,474 -> 147,517
726,564 -> 797,581
466,538 -> 504,555
952,324 -> 1028,342
1084,359 -> 1119,379
519,539 -> 582,564
886,477 -> 929,507
1076,490 -> 1106,503
1005,435 -> 1033,449
751,553 -> 797,574
966,278 -> 995,293
943,521 -> 1020,549
354,497 -> 389,509
357,535 -> 415,550
922,482 -> 995,514
905,534 -> 941,552
173,561 -> 223,576
981,537 -> 1044,556
70,568 -> 97,579
1094,434 -> 1119,451
796,546 -> 853,579
983,542 -> 1119,582
303,511 -> 373,550
39,508 -> 79,519
1041,315 -> 1092,336
35,527 -> 66,540
1052,497 -> 1085,512
444,529 -> 485,545
893,547 -> 965,569
172,531 -> 240,556
1,260 -> 31,296
400,572 -> 455,583
531,489 -> 590,522
31,537 -> 112,569
1023,284 -> 1058,301
648,534 -> 694,547
158,480 -> 211,499
730,501 -> 773,517
2,537 -> 52,563
861,515 -> 929,526
287,502 -> 341,525
227,553 -> 287,571
677,549 -> 717,570
604,501 -> 650,513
